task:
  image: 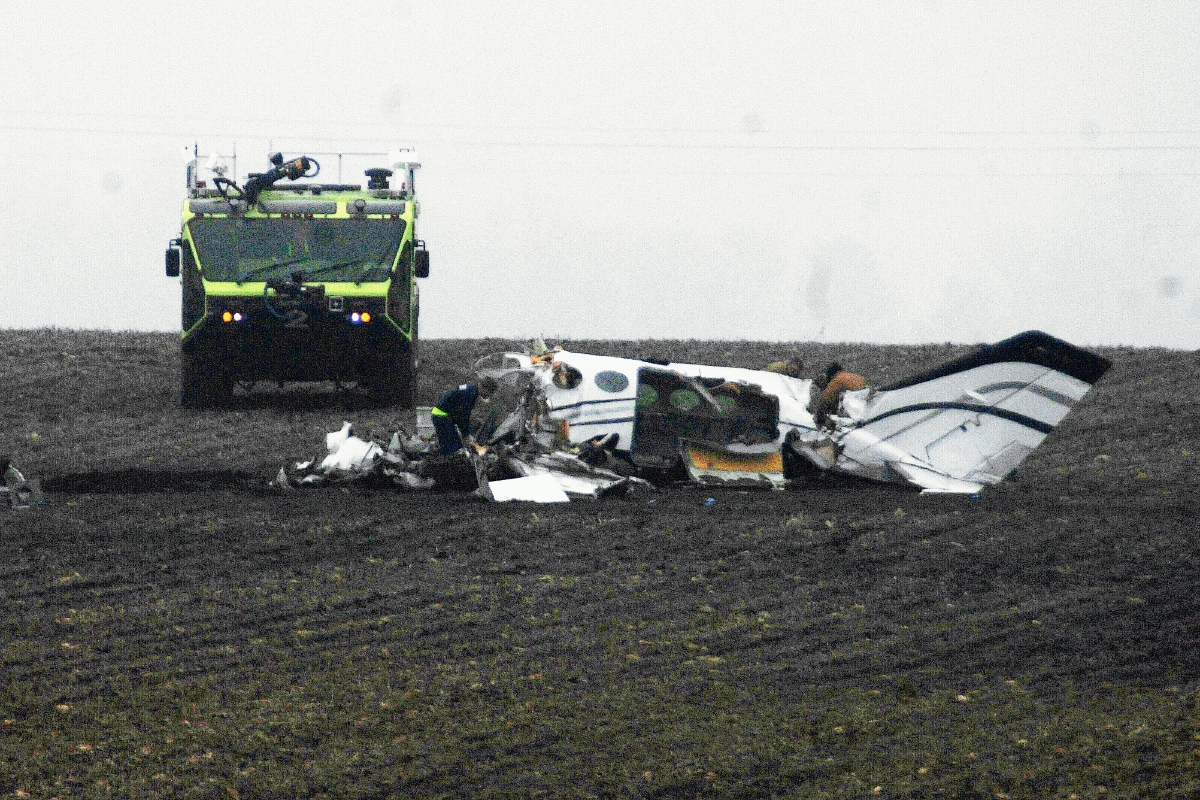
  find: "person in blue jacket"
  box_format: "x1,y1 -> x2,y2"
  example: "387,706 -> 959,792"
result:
431,376 -> 498,454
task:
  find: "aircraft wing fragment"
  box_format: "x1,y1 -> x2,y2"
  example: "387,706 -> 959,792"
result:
829,331 -> 1112,493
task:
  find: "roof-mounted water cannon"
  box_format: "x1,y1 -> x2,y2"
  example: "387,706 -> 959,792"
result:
239,153 -> 320,204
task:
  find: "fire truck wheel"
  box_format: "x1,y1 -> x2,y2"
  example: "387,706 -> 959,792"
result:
374,355 -> 414,408
181,350 -> 234,408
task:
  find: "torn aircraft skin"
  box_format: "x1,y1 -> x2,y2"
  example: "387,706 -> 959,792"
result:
273,415 -> 653,502
4,458 -> 48,510
489,331 -> 1112,495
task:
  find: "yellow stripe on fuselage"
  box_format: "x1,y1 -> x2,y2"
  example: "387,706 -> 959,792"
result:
683,444 -> 783,474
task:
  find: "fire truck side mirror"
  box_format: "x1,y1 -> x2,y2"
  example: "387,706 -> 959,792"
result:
414,247 -> 430,278
165,243 -> 181,277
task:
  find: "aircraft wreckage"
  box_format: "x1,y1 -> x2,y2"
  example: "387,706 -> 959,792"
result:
275,330 -> 1111,501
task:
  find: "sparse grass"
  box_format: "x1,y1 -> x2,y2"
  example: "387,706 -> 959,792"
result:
2,329 -> 1198,798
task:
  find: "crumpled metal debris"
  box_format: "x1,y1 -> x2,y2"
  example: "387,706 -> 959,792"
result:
273,377 -> 656,502
3,458 -> 48,510
501,450 -> 649,499
272,422 -> 437,491
273,341 -> 672,500
487,474 -> 570,503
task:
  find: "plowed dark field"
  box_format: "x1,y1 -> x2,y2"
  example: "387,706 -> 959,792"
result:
2,330 -> 1198,798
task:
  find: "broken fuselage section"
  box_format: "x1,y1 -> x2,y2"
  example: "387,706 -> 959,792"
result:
491,331 -> 1111,494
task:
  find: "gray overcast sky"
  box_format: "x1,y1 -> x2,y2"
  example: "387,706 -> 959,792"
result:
2,1 -> 1199,347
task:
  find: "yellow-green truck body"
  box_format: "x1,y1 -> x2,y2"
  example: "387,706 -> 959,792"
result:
166,149 -> 427,407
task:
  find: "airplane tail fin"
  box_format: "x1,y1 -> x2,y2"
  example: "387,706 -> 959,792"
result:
837,331 -> 1112,492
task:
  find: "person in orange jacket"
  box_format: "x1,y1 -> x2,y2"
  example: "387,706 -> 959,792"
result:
814,361 -> 867,427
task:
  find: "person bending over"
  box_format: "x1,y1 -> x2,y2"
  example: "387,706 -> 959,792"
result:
431,376 -> 498,454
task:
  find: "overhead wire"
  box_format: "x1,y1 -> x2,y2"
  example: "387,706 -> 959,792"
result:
6,114 -> 1200,152
6,117 -> 1200,178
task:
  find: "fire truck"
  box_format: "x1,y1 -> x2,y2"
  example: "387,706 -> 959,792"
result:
166,146 -> 428,407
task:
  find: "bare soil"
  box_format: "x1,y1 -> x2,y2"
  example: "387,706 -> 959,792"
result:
2,331 -> 1198,798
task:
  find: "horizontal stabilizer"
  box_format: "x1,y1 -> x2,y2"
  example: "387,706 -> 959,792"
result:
840,331 -> 1111,492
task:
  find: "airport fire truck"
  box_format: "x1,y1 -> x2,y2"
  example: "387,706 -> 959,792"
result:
166,146 -> 428,407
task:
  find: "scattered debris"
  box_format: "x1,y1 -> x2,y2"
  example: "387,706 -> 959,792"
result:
276,330 -> 1111,500
3,459 -> 48,510
487,474 -> 570,503
272,406 -> 652,502
272,422 -> 436,491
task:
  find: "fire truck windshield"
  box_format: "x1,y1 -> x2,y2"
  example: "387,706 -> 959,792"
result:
188,217 -> 408,283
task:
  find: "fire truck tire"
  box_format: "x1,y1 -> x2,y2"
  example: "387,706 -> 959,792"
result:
370,343 -> 415,408
394,346 -> 417,409
181,350 -> 233,408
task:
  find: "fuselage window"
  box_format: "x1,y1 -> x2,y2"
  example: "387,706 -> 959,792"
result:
552,362 -> 583,389
636,384 -> 659,409
594,370 -> 630,393
669,389 -> 701,411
